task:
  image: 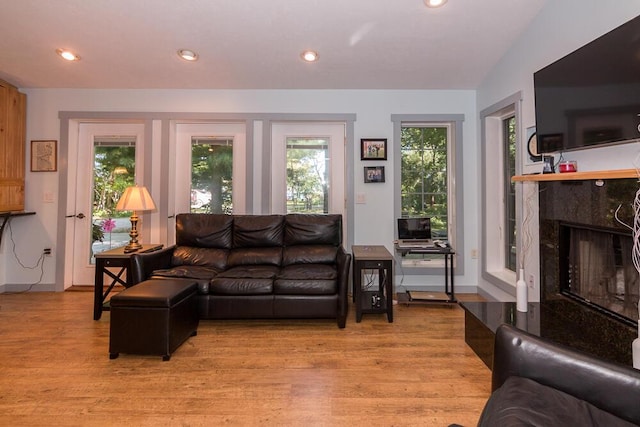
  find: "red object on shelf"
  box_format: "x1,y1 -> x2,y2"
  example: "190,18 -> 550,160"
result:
559,161 -> 577,173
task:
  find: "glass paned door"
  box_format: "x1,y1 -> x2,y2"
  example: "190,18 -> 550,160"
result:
71,123 -> 144,286
270,122 -> 345,217
191,137 -> 233,214
286,137 -> 329,213
91,140 -> 136,257
171,122 -> 247,246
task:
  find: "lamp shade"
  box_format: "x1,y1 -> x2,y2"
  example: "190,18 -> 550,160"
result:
116,185 -> 156,212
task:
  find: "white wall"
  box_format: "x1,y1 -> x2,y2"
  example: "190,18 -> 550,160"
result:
476,0 -> 640,298
8,1 -> 637,296
2,89 -> 479,293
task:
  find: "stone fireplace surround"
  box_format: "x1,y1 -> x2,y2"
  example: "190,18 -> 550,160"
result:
539,177 -> 638,365
462,172 -> 639,368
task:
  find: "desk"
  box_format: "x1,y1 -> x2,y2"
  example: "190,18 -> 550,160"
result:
0,211 -> 36,247
352,245 -> 393,323
396,244 -> 456,304
93,244 -> 162,320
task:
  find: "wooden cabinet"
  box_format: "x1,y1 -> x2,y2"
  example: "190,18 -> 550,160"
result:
0,79 -> 26,212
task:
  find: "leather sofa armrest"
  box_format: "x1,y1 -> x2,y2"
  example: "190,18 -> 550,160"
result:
492,324 -> 640,425
129,246 -> 177,284
336,246 -> 351,326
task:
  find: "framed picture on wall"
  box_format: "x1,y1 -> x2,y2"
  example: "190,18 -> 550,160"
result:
364,166 -> 385,183
360,138 -> 387,160
30,140 -> 57,172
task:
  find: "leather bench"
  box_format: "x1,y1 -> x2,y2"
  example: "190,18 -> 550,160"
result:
109,279 -> 199,361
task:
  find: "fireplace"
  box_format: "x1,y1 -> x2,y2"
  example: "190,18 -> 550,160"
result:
559,222 -> 639,327
539,178 -> 638,364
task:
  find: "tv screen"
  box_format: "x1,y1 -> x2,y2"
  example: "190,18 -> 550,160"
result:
534,15 -> 640,153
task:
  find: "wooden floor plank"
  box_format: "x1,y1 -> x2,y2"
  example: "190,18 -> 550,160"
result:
0,291 -> 490,426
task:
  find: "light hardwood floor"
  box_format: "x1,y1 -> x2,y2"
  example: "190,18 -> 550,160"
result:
0,290 -> 490,426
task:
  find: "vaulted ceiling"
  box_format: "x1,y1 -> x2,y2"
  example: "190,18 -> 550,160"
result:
0,0 -> 547,89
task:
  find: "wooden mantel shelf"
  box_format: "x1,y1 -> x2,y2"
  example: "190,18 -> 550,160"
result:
512,168 -> 637,182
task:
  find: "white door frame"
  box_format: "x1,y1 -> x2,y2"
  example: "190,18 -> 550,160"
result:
270,122 -> 346,215
64,122 -> 146,287
168,122 -> 247,246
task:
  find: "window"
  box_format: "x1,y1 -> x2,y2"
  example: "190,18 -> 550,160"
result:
480,92 -> 522,292
400,126 -> 449,239
286,137 -> 329,213
392,114 -> 465,274
504,116 -> 516,271
191,137 -> 233,214
91,139 -> 136,258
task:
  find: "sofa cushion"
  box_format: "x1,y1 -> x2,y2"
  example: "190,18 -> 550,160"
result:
217,265 -> 280,279
277,264 -> 337,280
275,264 -> 337,295
152,265 -> 220,281
273,279 -> 337,295
171,246 -> 228,270
478,376 -> 637,427
209,265 -> 279,295
284,214 -> 341,246
282,245 -> 337,266
233,215 -> 284,247
208,278 -> 273,295
176,213 -> 233,248
228,247 -> 282,267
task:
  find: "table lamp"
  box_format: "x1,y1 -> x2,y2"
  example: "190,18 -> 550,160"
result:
116,185 -> 156,253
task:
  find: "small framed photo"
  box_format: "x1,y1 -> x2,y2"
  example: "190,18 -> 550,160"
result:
31,140 -> 57,172
364,166 -> 385,183
360,138 -> 387,160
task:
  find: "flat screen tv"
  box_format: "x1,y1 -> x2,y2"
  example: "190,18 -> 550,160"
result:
534,15 -> 640,154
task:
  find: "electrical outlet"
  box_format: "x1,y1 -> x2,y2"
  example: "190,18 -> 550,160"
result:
43,248 -> 52,256
528,274 -> 534,288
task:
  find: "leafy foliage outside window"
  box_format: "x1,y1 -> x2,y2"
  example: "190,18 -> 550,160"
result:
93,145 -> 135,219
286,138 -> 329,214
191,140 -> 233,214
400,126 -> 448,238
504,116 -> 517,271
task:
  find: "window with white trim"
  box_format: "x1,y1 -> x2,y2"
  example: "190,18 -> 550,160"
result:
480,93 -> 522,291
392,114 -> 465,274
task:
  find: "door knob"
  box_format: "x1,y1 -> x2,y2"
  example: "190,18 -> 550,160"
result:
66,213 -> 86,219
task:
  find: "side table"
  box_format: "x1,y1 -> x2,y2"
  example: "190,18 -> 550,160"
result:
352,245 -> 394,323
459,301 -> 540,368
93,244 -> 162,320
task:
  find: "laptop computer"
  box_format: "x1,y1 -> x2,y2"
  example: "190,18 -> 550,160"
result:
397,217 -> 432,247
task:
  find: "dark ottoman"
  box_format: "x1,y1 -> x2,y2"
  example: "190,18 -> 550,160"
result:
109,279 -> 199,361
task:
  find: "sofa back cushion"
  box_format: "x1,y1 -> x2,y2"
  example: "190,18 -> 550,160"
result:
228,247 -> 283,267
171,246 -> 228,270
233,215 -> 284,247
284,214 -> 342,246
176,214 -> 233,249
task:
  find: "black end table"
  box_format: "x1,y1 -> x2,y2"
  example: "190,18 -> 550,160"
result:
93,244 -> 162,320
352,245 -> 394,323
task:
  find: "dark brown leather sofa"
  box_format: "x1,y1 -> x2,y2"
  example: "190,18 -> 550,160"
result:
477,324 -> 640,426
130,213 -> 351,328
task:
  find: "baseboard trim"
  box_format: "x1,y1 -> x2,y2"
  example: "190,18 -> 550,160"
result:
1,283 -> 56,293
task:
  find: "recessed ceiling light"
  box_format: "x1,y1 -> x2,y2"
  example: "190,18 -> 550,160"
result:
56,49 -> 80,61
178,49 -> 199,61
301,50 -> 319,62
424,0 -> 448,7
